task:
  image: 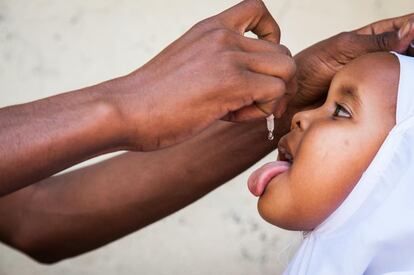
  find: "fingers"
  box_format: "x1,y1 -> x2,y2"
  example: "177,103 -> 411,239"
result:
255,77 -> 297,118
197,0 -> 295,121
379,19 -> 414,53
398,20 -> 414,54
237,36 -> 292,55
225,79 -> 295,122
217,0 -> 280,43
241,50 -> 296,83
356,13 -> 414,35
236,51 -> 296,119
223,105 -> 268,122
408,41 -> 414,57
352,13 -> 414,55
349,18 -> 414,55
167,0 -> 279,59
218,32 -> 295,120
234,39 -> 295,119
224,71 -> 296,122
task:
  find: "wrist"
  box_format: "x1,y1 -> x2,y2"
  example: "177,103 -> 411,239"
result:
91,78 -> 132,151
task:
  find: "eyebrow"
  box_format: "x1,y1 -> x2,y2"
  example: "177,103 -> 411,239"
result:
338,84 -> 362,107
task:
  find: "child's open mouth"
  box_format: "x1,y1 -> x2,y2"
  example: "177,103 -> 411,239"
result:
247,140 -> 294,197
248,139 -> 294,196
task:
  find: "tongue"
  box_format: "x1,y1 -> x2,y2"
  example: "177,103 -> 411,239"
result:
247,161 -> 291,197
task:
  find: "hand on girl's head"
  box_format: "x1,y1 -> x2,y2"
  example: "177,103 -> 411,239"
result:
258,52 -> 400,231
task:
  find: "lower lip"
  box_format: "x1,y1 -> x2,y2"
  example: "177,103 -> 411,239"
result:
247,161 -> 291,197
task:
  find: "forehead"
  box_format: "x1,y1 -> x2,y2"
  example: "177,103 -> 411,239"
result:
330,52 -> 400,106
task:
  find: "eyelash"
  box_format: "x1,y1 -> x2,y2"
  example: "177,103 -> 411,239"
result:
333,103 -> 351,118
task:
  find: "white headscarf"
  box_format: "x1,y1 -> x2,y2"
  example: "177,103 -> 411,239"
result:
283,53 -> 414,275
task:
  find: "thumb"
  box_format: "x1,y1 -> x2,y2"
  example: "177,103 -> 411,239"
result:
398,20 -> 414,54
358,20 -> 414,54
217,0 -> 280,43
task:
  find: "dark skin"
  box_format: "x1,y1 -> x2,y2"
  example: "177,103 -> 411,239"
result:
0,119 -> 289,264
293,13 -> 414,108
1,2 -> 414,265
0,0 -> 296,196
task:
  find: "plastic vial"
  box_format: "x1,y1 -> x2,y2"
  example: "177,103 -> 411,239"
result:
266,114 -> 275,141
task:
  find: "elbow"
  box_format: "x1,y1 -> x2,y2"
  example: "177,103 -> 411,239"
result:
28,252 -> 63,265
7,231 -> 65,264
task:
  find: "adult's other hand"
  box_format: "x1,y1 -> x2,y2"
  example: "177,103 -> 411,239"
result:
292,13 -> 414,107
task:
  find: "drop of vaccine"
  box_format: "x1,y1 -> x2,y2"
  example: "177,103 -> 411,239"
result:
268,131 -> 274,140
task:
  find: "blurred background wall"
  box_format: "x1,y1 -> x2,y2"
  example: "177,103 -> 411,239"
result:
0,0 -> 413,274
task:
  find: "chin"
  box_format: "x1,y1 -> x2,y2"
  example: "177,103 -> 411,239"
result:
257,195 -> 320,231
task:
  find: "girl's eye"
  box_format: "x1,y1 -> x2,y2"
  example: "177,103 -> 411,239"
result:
333,103 -> 351,118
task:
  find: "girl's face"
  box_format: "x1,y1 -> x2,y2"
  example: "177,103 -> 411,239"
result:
256,52 -> 399,231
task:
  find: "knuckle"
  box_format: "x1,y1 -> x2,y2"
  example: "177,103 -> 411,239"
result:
245,0 -> 266,13
277,44 -> 292,57
334,31 -> 355,46
193,18 -> 215,31
285,57 -> 297,78
374,34 -> 390,50
209,28 -> 233,46
192,19 -> 207,32
219,62 -> 244,88
272,78 -> 287,95
276,54 -> 296,80
261,78 -> 286,102
219,51 -> 239,66
231,70 -> 249,90
261,41 -> 283,53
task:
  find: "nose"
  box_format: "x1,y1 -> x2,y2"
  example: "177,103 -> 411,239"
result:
291,109 -> 314,131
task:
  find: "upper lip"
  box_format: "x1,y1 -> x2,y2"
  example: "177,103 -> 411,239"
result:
277,137 -> 294,163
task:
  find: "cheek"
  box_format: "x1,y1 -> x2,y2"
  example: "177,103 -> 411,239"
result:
258,121 -> 388,230
258,122 -> 384,230
289,123 -> 381,224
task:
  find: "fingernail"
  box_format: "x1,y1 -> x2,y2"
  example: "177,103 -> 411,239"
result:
409,41 -> 414,57
275,112 -> 282,119
399,21 -> 412,39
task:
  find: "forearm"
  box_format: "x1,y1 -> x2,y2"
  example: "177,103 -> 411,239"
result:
0,111 -> 294,263
0,79 -> 125,196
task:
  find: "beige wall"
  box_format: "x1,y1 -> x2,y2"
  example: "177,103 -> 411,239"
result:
0,1 -> 413,274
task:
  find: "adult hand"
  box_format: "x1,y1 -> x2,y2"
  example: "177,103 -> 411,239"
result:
0,0 -> 296,195
292,13 -> 414,107
112,0 -> 296,151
